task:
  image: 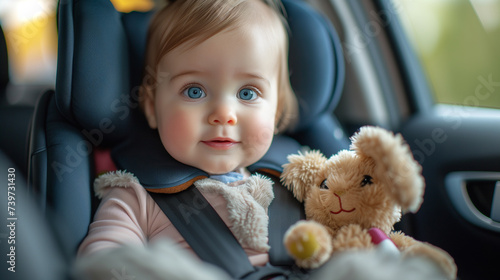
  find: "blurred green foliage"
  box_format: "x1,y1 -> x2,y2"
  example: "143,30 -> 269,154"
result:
394,0 -> 500,109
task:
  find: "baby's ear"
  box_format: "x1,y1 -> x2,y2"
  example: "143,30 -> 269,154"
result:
281,150 -> 327,202
351,126 -> 424,213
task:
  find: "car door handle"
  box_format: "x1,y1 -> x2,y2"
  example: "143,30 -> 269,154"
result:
445,172 -> 500,232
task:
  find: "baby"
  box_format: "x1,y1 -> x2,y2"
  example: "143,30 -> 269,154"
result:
77,0 -> 297,272
140,0 -> 297,179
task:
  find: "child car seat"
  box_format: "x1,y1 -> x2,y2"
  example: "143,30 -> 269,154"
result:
27,0 -> 348,275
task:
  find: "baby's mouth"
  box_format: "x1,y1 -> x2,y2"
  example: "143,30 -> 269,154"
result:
202,138 -> 239,150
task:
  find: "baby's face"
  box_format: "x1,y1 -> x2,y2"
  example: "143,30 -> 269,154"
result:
145,23 -> 280,174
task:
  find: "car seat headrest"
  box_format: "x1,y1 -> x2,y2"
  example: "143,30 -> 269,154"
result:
286,0 -> 344,131
56,1 -> 152,143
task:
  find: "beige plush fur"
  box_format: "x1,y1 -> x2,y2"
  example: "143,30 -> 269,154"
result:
195,175 -> 273,252
281,126 -> 457,279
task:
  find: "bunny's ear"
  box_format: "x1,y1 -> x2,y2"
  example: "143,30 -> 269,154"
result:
281,150 -> 328,202
351,126 -> 424,213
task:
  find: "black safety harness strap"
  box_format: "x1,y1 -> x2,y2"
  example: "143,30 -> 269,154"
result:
149,185 -> 292,280
266,175 -> 305,266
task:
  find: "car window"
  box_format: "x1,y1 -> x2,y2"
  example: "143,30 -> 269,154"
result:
392,0 -> 500,109
0,0 -> 156,106
0,0 -> 58,107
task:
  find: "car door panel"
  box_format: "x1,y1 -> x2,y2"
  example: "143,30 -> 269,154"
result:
400,105 -> 500,279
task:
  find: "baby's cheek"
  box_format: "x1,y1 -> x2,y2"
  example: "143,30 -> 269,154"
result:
158,112 -> 198,155
245,118 -> 275,156
250,127 -> 274,147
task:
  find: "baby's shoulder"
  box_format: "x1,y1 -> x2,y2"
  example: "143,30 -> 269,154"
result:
94,170 -> 145,199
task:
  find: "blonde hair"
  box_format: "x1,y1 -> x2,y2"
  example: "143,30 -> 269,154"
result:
140,0 -> 298,132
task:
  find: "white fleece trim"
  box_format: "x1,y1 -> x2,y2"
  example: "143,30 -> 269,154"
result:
244,174 -> 274,209
94,170 -> 140,199
195,175 -> 274,253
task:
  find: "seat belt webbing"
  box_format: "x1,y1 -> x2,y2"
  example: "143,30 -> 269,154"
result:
267,175 -> 306,266
149,186 -> 256,279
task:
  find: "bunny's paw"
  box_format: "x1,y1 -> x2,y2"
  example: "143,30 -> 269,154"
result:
284,220 -> 332,269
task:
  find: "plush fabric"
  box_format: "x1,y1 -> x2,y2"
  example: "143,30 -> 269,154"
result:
281,126 -> 457,279
311,250 -> 449,280
74,239 -> 232,280
73,235 -> 450,280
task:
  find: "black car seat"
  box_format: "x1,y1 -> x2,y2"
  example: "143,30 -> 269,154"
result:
27,0 -> 348,273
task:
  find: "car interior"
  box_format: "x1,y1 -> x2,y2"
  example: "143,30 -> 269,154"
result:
1,0 -> 499,279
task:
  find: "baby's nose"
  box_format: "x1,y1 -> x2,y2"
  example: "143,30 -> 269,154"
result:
208,103 -> 237,125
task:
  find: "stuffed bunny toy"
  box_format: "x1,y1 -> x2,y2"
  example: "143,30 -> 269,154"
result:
281,126 -> 457,279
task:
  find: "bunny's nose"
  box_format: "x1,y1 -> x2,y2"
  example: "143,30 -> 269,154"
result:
335,190 -> 346,196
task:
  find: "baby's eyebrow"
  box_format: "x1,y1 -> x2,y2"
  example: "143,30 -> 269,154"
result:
169,70 -> 271,87
237,72 -> 271,87
169,70 -> 203,82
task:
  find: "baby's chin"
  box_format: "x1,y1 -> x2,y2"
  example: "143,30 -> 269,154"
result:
202,165 -> 244,175
196,161 -> 251,175
173,152 -> 261,175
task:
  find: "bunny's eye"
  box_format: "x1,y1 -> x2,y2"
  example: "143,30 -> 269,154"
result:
361,175 -> 373,187
320,179 -> 329,189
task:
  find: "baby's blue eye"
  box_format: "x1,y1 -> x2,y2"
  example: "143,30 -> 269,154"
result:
184,86 -> 205,99
238,88 -> 258,101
